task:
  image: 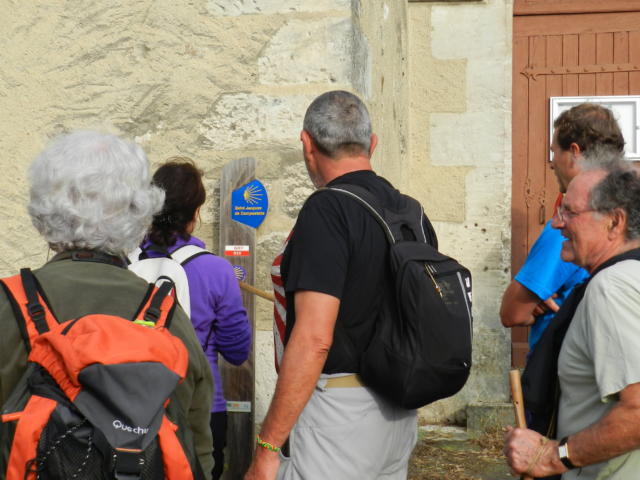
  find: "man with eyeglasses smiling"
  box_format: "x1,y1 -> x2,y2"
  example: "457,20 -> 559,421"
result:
501,104 -> 625,358
555,204 -> 595,222
505,159 -> 640,479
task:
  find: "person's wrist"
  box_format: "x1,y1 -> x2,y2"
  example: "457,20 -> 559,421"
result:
558,436 -> 577,470
256,435 -> 281,454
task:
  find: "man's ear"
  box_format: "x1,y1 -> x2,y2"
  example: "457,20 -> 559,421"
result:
608,208 -> 627,239
569,142 -> 581,159
567,142 -> 582,174
369,133 -> 378,157
301,130 -> 314,156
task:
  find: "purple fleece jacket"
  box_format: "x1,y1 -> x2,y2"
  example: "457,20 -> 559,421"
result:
140,235 -> 251,412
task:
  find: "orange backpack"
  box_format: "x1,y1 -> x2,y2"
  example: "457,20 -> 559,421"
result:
0,268 -> 205,480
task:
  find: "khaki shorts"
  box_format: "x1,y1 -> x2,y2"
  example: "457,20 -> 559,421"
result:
278,376 -> 417,480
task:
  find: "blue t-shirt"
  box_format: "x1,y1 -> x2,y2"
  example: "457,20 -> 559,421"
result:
514,220 -> 590,351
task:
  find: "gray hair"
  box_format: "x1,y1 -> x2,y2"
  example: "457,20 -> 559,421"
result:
28,130 -> 165,256
302,90 -> 372,158
580,144 -> 627,171
589,166 -> 640,240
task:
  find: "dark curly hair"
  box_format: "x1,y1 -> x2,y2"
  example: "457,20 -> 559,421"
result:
554,103 -> 625,153
149,157 -> 206,247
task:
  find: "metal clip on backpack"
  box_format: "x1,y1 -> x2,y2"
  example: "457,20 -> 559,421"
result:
322,184 -> 473,409
0,268 -> 204,480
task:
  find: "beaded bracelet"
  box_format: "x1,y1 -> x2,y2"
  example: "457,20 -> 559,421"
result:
256,435 -> 281,452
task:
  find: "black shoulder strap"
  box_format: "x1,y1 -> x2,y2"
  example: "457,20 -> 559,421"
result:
0,269 -> 58,352
132,283 -> 156,318
142,280 -> 177,329
180,251 -> 213,267
144,281 -> 172,320
318,184 -> 426,244
591,247 -> 640,275
20,268 -> 51,335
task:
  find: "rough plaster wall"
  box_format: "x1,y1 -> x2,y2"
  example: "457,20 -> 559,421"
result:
407,0 -> 513,424
353,1 -> 408,188
0,0 -> 375,425
0,0 -> 512,428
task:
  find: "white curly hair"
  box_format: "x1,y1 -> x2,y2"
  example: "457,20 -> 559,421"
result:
28,130 -> 165,256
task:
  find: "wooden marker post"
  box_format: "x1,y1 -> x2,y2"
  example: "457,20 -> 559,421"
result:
219,158 -> 257,479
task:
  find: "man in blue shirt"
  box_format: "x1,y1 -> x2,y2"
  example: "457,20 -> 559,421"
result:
500,103 -> 625,353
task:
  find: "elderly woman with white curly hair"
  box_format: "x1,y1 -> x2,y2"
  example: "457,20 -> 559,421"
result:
0,130 -> 214,479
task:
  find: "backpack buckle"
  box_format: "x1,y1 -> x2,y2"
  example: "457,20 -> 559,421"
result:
27,302 -> 45,319
26,302 -> 49,333
113,448 -> 144,479
143,307 -> 160,323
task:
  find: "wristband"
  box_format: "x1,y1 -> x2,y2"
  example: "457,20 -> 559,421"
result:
256,435 -> 281,452
558,436 -> 576,470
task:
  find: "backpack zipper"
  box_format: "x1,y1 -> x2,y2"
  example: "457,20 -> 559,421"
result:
424,264 -> 443,298
456,271 -> 473,342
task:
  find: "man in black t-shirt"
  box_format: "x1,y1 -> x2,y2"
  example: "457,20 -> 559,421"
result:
245,91 -> 434,480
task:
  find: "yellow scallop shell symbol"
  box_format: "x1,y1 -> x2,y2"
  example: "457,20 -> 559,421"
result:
243,184 -> 263,205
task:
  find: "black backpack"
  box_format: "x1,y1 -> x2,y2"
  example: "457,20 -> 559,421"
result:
325,184 -> 473,409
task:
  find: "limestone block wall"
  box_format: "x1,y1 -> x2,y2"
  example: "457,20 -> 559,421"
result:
0,0 -> 407,424
355,1 -> 409,188
0,0 -> 513,427
0,0 -> 360,274
407,0 -> 513,424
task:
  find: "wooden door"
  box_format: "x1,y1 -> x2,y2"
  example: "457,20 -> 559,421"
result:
512,1 -> 640,366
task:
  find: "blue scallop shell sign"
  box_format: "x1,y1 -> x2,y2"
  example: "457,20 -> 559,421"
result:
231,179 -> 268,228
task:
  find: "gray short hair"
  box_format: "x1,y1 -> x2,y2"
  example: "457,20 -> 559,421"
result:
580,144 -> 627,170
28,130 -> 165,256
589,166 -> 640,240
303,90 -> 372,157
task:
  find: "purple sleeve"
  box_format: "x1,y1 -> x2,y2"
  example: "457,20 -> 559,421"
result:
209,260 -> 252,366
183,255 -> 252,367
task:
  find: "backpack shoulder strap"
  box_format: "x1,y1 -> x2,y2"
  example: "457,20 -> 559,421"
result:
0,269 -> 59,351
170,244 -> 213,267
133,281 -> 178,329
319,184 -> 426,244
591,247 -> 640,275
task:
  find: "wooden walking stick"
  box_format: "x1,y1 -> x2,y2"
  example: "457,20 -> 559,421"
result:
239,280 -> 275,302
510,369 -> 534,480
510,369 -> 527,429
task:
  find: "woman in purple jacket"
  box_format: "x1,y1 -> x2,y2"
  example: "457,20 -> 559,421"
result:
142,158 -> 252,480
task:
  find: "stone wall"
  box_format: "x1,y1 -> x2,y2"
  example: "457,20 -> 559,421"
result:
0,0 -> 513,426
0,1 -> 356,273
406,0 -> 513,423
0,0 -> 378,424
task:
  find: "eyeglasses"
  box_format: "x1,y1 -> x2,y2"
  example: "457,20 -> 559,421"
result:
555,204 -> 595,223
